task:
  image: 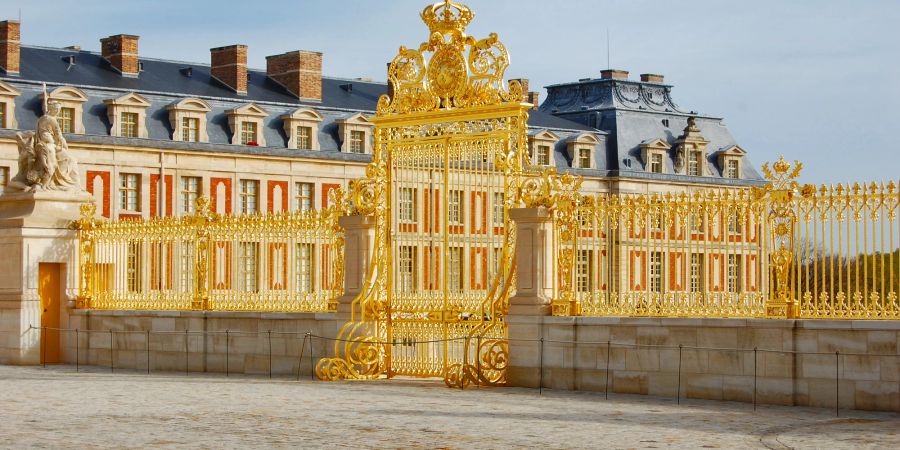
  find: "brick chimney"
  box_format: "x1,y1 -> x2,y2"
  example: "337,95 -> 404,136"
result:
210,45 -> 248,95
266,50 -> 322,101
640,73 -> 664,83
100,34 -> 140,76
526,91 -> 540,110
0,20 -> 20,75
600,69 -> 629,80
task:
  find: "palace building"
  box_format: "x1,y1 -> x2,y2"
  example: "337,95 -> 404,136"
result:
0,19 -> 762,220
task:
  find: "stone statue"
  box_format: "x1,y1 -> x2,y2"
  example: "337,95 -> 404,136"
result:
8,86 -> 81,193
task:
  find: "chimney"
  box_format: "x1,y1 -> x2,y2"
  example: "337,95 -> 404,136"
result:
266,50 -> 322,101
640,73 -> 664,83
100,34 -> 140,77
210,45 -> 248,95
600,69 -> 629,80
526,91 -> 540,110
0,20 -> 20,75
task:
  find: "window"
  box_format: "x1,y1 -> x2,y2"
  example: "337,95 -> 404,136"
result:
577,148 -> 591,169
492,192 -> 505,226
448,247 -> 463,291
727,254 -> 742,293
399,187 -> 416,222
182,117 -> 200,142
238,242 -> 259,292
180,177 -> 201,214
119,174 -> 140,212
535,145 -> 551,166
649,153 -> 663,173
690,214 -> 705,233
239,179 -> 259,214
688,150 -> 702,176
728,212 -> 743,234
297,243 -> 314,293
120,112 -> 139,138
576,249 -> 593,293
180,243 -> 194,293
448,190 -> 464,225
58,107 -> 75,134
398,246 -> 417,293
126,240 -> 142,292
297,182 -> 314,212
690,254 -> 704,293
296,126 -> 312,149
649,251 -> 663,293
490,247 -> 503,280
0,103 -> 5,128
349,130 -> 366,154
726,160 -> 739,179
240,121 -> 257,145
0,166 -> 8,187
650,214 -> 664,232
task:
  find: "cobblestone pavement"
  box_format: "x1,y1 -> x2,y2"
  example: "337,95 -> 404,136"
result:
0,366 -> 898,449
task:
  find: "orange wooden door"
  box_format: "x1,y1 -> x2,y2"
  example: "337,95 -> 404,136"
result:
39,263 -> 61,364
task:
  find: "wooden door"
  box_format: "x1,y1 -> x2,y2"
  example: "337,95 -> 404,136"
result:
39,263 -> 61,364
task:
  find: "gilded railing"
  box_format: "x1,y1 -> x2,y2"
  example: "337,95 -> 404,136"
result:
550,157 -> 900,320
74,194 -> 346,312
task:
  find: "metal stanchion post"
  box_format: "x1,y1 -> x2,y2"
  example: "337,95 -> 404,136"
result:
308,332 -> 315,381
110,330 -> 115,373
539,337 -> 544,396
268,330 -> 273,379
676,344 -> 683,405
146,330 -> 151,374
605,340 -> 611,400
297,334 -> 307,382
753,347 -> 758,412
225,330 -> 230,377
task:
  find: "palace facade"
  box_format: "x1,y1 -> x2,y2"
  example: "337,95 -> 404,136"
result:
0,19 -> 762,220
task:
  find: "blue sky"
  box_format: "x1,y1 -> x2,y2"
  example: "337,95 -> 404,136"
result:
4,0 -> 899,184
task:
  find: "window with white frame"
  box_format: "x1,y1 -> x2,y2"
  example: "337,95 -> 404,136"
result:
690,253 -> 704,293
650,251 -> 664,293
238,242 -> 259,293
577,148 -> 592,169
690,214 -> 705,233
0,103 -> 6,128
448,247 -> 463,291
490,247 -> 502,280
120,112 -> 139,138
535,144 -> 551,166
449,190 -> 464,225
727,254 -> 742,293
492,192 -> 505,226
180,176 -> 201,214
239,179 -> 259,214
726,159 -> 739,179
119,174 -> 141,212
297,182 -> 314,212
296,126 -> 312,150
58,107 -> 75,134
576,249 -> 593,293
399,187 -> 416,222
728,211 -> 743,234
650,153 -> 663,173
240,121 -> 257,145
688,150 -> 702,176
182,117 -> 200,142
398,246 -> 417,293
297,243 -> 314,293
349,130 -> 366,154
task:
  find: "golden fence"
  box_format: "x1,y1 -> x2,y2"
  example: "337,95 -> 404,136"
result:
550,158 -> 900,319
74,195 -> 345,312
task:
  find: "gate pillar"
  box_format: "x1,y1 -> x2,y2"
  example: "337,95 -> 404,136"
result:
336,214 -> 376,321
506,207 -> 553,388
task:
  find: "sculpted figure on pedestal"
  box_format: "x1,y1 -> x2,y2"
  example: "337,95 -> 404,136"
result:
8,86 -> 81,193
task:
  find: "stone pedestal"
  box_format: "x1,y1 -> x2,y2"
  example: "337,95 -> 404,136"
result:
506,207 -> 553,388
335,215 -> 376,322
0,190 -> 92,365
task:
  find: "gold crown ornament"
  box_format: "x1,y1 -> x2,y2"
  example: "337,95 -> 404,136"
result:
420,0 -> 475,35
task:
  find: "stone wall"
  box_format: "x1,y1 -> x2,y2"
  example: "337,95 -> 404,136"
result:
507,316 -> 900,412
60,310 -> 340,377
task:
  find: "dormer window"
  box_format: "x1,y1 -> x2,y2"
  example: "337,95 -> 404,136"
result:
535,145 -> 551,166
44,86 -> 88,134
528,130 -> 560,167
104,92 -> 151,138
649,153 -> 663,173
282,108 -> 323,150
337,113 -> 373,154
168,98 -> 211,143
0,81 -> 19,129
717,145 -> 747,180
226,103 -> 268,147
687,150 -> 702,176
639,138 -> 669,174
673,117 -> 710,176
565,132 -> 601,170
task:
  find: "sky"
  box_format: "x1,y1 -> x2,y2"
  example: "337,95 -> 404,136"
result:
3,0 -> 899,185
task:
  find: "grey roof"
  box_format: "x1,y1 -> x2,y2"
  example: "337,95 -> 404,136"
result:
540,77 -> 764,182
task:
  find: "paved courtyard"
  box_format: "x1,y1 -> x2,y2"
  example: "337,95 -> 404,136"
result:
0,366 -> 898,449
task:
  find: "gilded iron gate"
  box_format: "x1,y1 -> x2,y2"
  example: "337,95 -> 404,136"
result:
316,0 -> 531,387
